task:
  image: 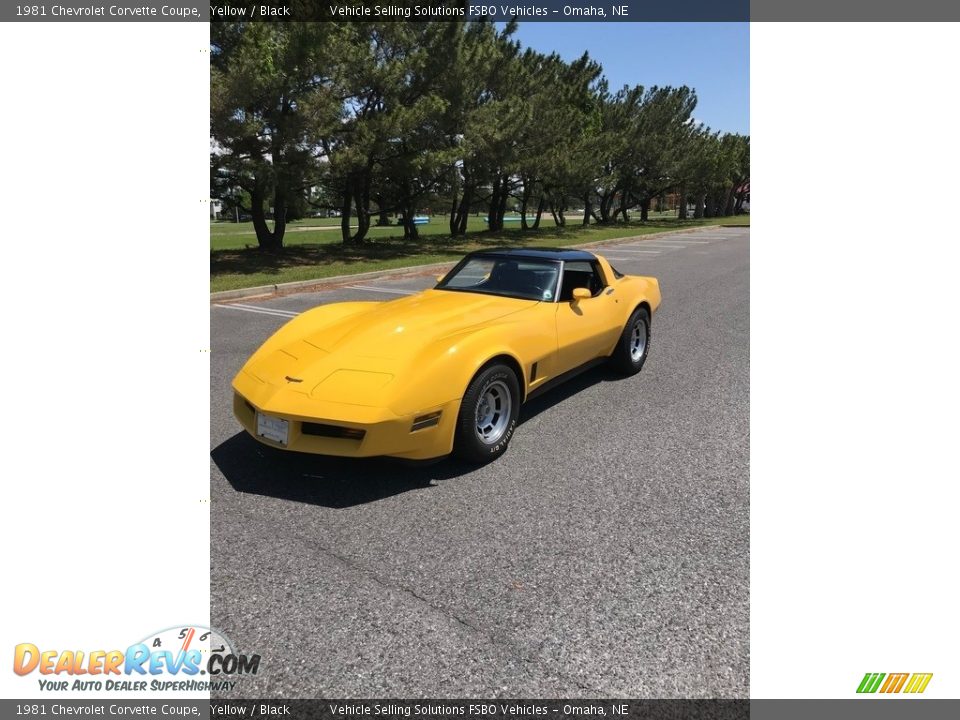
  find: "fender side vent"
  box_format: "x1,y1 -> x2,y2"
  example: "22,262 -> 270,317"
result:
530,362 -> 539,382
411,412 -> 442,432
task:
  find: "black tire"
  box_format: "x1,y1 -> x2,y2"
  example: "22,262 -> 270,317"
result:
609,306 -> 651,375
453,363 -> 520,463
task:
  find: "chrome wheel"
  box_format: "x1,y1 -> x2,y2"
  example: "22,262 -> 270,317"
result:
474,380 -> 512,445
630,317 -> 648,362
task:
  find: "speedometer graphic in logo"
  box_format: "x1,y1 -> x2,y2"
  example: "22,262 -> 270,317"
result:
137,625 -> 238,675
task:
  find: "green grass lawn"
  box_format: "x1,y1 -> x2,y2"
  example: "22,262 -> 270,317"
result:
210,212 -> 748,293
210,214 -> 561,249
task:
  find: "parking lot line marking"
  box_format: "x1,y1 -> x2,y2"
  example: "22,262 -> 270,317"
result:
598,248 -> 662,254
230,303 -> 301,317
230,302 -> 298,313
213,304 -> 298,318
344,285 -> 416,295
648,239 -> 710,244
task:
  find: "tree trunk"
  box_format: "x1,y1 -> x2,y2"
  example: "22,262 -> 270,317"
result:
640,197 -> 650,222
451,181 -> 473,236
251,184 -> 270,247
693,194 -> 705,219
532,196 -> 545,229
376,193 -> 391,226
598,190 -> 617,224
451,166 -> 473,236
403,208 -> 419,240
723,187 -> 736,216
455,186 -> 472,235
487,176 -> 503,232
340,183 -> 353,243
352,175 -> 372,243
354,206 -> 370,241
270,186 -> 287,249
616,188 -> 631,222
496,177 -> 509,228
520,179 -> 531,230
677,185 -> 688,220
488,175 -> 509,232
251,183 -> 282,251
449,187 -> 459,235
582,195 -> 592,226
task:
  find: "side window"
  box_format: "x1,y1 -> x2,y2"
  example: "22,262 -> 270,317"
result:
559,260 -> 605,300
588,261 -> 606,293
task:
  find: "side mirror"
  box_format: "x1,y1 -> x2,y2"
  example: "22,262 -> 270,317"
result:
571,287 -> 591,302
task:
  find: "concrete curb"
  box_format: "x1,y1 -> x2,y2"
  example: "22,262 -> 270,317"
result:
210,261 -> 455,302
210,224 -> 748,303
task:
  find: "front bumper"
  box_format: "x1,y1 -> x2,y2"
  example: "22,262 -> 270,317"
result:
232,374 -> 460,461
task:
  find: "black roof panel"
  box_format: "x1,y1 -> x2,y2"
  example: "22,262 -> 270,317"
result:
470,247 -> 597,261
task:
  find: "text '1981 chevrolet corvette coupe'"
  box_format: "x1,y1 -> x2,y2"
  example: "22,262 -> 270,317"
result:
233,248 -> 661,463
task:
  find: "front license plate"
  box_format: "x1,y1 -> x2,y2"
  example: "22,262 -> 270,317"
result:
256,412 -> 289,446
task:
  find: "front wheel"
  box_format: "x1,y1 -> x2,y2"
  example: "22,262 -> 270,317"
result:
453,363 -> 520,463
609,306 -> 651,375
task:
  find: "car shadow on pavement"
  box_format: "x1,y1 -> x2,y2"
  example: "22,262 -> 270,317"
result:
211,432 -> 476,508
517,363 -> 620,422
212,363 -> 620,509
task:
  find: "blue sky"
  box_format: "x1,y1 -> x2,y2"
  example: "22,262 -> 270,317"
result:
509,23 -> 750,135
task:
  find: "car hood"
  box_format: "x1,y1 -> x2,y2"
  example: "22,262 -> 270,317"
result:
243,289 -> 536,406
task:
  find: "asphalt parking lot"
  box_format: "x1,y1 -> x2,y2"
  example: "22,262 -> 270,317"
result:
210,226 -> 750,698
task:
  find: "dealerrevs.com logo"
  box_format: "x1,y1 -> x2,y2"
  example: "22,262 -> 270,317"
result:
13,625 -> 260,693
856,672 -> 933,694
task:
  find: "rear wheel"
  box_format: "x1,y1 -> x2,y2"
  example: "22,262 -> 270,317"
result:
610,306 -> 651,375
453,363 -> 520,463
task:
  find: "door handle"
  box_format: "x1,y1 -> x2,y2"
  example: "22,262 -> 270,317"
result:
605,288 -> 615,295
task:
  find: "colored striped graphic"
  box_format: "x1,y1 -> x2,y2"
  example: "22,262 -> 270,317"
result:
857,672 -> 932,694
856,673 -> 885,693
879,673 -> 909,693
904,673 -> 934,694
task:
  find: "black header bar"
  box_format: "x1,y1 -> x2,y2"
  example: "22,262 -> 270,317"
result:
4,0 -> 960,21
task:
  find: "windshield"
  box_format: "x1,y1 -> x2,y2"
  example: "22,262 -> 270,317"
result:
436,256 -> 560,302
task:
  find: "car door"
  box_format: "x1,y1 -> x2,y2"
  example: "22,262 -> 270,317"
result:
554,260 -> 622,373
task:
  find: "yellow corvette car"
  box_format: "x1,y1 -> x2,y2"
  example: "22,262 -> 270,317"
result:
233,248 -> 661,463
